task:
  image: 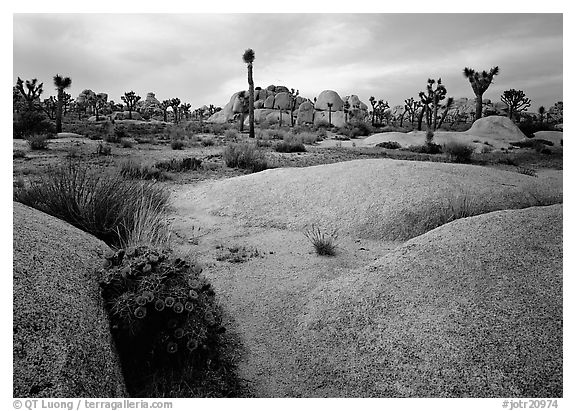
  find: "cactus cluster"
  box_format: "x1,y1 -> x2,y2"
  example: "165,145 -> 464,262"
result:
99,245 -> 224,385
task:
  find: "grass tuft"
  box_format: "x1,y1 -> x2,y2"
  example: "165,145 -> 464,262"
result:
304,224 -> 338,256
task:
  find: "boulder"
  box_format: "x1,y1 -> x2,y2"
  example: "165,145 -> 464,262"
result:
254,100 -> 265,109
111,111 -> 143,121
143,92 -> 160,106
232,92 -> 247,113
315,90 -> 344,111
296,101 -> 315,125
313,110 -> 346,128
275,85 -> 290,94
266,85 -> 276,92
264,95 -> 275,109
274,92 -> 291,110
13,203 -> 127,397
466,115 -> 527,141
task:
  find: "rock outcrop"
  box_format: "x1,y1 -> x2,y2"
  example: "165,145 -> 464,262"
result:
13,203 -> 127,397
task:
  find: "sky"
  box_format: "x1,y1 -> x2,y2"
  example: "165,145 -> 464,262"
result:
13,13 -> 563,112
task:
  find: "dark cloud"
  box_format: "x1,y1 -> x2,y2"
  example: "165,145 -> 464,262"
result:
13,13 -> 562,110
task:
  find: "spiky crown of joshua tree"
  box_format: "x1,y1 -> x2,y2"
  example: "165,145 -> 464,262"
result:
242,48 -> 255,64
53,74 -> 72,90
463,66 -> 499,94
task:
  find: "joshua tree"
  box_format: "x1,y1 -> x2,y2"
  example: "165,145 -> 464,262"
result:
242,48 -> 255,138
404,98 -> 419,125
61,92 -> 73,115
463,66 -> 499,121
538,106 -> 546,124
93,93 -> 108,121
41,96 -> 58,120
15,77 -> 44,111
343,100 -> 350,123
169,98 -> 181,123
437,97 -> 455,129
369,96 -> 377,126
423,78 -> 447,131
289,88 -> 299,127
500,89 -> 531,121
327,102 -> 333,126
53,74 -> 72,133
161,100 -> 170,122
375,100 -> 390,125
180,103 -> 191,120
121,91 -> 141,120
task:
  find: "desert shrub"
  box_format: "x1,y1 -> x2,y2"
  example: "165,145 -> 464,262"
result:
201,137 -> 215,146
205,123 -> 226,136
304,224 -> 338,256
407,143 -> 442,154
102,122 -> 118,143
334,135 -> 351,141
97,143 -> 112,156
13,110 -> 54,139
224,129 -> 239,140
481,145 -> 493,154
14,161 -> 170,248
517,167 -> 538,177
99,247 -> 229,396
376,141 -> 402,150
119,158 -> 166,181
26,133 -> 50,150
340,121 -> 373,138
171,139 -> 185,150
223,143 -> 268,173
510,139 -> 553,149
314,120 -> 331,130
155,157 -> 202,173
316,128 -> 328,139
13,177 -> 25,189
13,150 -> 26,159
255,139 -> 272,148
298,131 -> 322,144
517,121 -> 556,138
276,134 -> 306,153
120,138 -> 134,148
443,141 -> 475,163
266,129 -> 287,140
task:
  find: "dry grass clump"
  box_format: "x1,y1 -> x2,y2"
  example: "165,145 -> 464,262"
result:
223,142 -> 268,173
26,133 -> 50,150
119,158 -> 166,180
304,224 -> 338,256
443,140 -> 475,163
14,160 -> 170,248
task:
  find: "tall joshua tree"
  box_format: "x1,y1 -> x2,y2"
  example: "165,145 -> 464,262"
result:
538,106 -> 546,124
327,102 -> 333,126
169,98 -> 181,123
53,74 -> 72,133
369,96 -> 377,126
121,91 -> 141,120
423,78 -> 447,131
242,48 -> 255,138
16,77 -> 44,111
289,88 -> 299,127
463,66 -> 499,121
437,97 -> 454,129
161,100 -> 171,122
500,89 -> 531,122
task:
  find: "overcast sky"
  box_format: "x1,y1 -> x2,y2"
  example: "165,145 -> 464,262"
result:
13,13 -> 562,111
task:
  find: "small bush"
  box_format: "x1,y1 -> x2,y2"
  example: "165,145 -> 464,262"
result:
171,139 -> 185,150
26,134 -> 50,150
155,157 -> 202,173
13,110 -> 54,139
376,141 -> 402,150
120,138 -> 134,148
497,157 -> 519,166
407,143 -> 442,154
13,150 -> 26,159
14,161 -> 170,248
102,122 -> 118,143
201,137 -> 215,146
99,247 -> 228,396
275,135 -> 306,153
304,224 -> 338,256
298,131 -> 322,144
223,143 -> 268,172
517,167 -> 538,177
224,129 -> 239,140
443,141 -> 475,163
97,143 -> 112,156
119,158 -> 166,180
339,121 -> 373,138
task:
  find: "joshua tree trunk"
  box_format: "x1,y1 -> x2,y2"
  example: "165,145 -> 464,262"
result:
475,93 -> 483,121
328,107 -> 332,126
56,90 -> 63,133
279,110 -> 283,127
432,100 -> 439,131
239,113 -> 245,132
417,106 -> 426,131
399,111 -> 405,127
248,63 -> 255,138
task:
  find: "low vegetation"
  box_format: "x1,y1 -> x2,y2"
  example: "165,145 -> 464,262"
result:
223,142 -> 268,172
443,141 -> 475,163
304,224 -> 338,256
99,246 -> 242,397
14,161 -> 170,248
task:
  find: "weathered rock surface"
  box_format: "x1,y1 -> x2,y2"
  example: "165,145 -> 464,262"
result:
315,90 -> 344,111
13,202 -> 127,398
